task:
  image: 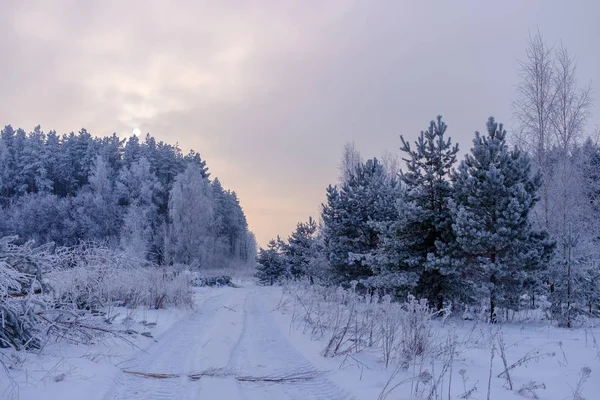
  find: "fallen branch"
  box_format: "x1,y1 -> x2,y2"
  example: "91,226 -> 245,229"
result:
236,370 -> 319,383
120,368 -> 320,383
189,367 -> 234,381
37,312 -> 137,335
123,370 -> 180,379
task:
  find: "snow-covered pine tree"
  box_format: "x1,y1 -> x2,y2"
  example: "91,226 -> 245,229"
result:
321,158 -> 399,284
255,237 -> 287,285
283,216 -> 318,281
393,115 -> 459,309
451,117 -> 554,322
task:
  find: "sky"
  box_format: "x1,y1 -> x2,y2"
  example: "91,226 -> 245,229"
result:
0,1 -> 599,246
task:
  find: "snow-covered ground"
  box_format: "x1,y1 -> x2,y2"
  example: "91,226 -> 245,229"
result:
2,284 -> 600,399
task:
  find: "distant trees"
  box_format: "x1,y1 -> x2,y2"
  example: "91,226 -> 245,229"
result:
0,126 -> 255,269
255,238 -> 287,285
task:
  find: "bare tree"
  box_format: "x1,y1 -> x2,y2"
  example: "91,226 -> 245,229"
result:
338,141 -> 363,184
550,43 -> 594,253
512,30 -> 558,230
381,150 -> 401,181
551,44 -> 594,154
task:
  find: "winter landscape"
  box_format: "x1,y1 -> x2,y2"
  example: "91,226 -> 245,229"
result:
2,2 -> 600,400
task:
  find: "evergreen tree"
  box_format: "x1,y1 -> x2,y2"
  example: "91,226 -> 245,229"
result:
391,115 -> 459,308
0,123 -> 255,267
321,158 -> 399,284
283,216 -> 318,280
255,237 -> 287,285
451,117 -> 554,322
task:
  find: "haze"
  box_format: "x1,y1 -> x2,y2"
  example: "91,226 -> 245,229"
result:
1,1 -> 599,245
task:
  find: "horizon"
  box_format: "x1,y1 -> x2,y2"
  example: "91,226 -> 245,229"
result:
1,1 -> 599,246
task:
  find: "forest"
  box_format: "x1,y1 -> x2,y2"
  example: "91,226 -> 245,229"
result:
0,128 -> 256,267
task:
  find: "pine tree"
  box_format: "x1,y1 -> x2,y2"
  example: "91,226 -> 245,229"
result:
322,158 -> 399,284
283,217 -> 318,281
256,237 -> 287,285
392,115 -> 459,308
451,117 -> 554,322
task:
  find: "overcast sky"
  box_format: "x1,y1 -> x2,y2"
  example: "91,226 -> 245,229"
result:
1,1 -> 599,245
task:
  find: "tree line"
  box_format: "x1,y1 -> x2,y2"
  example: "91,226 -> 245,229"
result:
257,31 -> 600,326
0,127 -> 256,269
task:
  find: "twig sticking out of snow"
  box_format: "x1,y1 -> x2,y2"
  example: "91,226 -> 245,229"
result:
517,381 -> 546,399
497,349 -> 555,380
586,329 -> 600,361
496,332 -> 513,390
338,354 -> 370,380
487,335 -> 495,400
571,366 -> 591,400
458,369 -> 478,399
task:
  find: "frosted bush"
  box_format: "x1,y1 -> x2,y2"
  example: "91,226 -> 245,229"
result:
1,237 -> 193,351
49,265 -> 192,310
398,295 -> 438,361
287,283 -> 441,368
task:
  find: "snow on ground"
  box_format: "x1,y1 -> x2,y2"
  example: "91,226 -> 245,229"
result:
3,283 -> 600,399
1,288 -> 206,400
268,286 -> 600,400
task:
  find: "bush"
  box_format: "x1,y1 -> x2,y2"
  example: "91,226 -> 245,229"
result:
0,237 -> 193,352
0,237 -> 51,350
287,283 -> 443,367
187,272 -> 234,288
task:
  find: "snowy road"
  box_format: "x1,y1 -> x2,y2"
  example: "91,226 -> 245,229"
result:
103,287 -> 354,400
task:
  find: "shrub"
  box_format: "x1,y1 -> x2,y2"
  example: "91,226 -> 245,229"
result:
0,237 -> 193,352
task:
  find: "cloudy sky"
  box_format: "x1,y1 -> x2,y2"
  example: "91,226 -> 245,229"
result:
1,1 -> 598,245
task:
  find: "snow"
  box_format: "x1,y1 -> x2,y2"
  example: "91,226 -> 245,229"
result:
3,284 -> 600,399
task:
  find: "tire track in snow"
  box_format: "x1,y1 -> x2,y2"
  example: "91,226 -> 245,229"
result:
104,288 -> 354,400
102,292 -> 235,400
228,289 -> 355,400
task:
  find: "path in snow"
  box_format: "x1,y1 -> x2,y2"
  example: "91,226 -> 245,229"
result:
103,287 -> 354,400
